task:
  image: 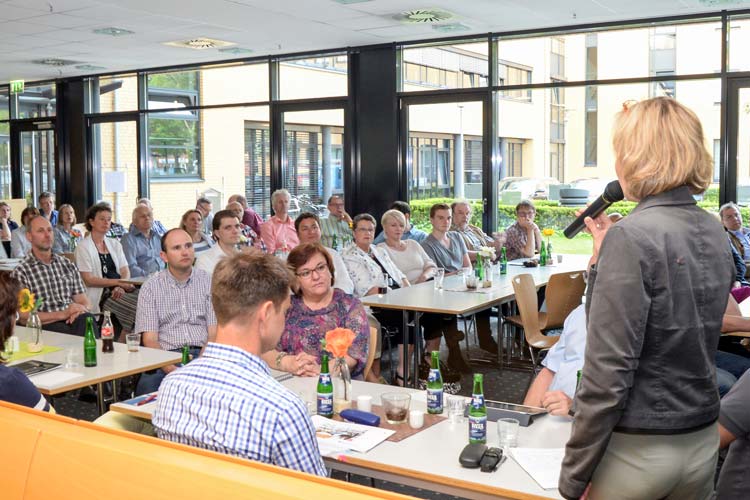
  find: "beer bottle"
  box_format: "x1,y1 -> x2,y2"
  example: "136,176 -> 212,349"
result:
83,316 -> 97,367
101,310 -> 114,353
317,353 -> 334,418
181,344 -> 191,365
475,253 -> 484,281
468,373 -> 487,444
546,240 -> 554,265
426,351 -> 444,414
332,233 -> 339,252
500,246 -> 508,275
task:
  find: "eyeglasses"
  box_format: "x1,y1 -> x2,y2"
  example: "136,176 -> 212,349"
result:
355,227 -> 375,233
517,211 -> 535,218
296,262 -> 329,279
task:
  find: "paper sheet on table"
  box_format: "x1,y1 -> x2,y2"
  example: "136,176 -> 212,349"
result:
28,370 -> 84,387
510,447 -> 564,490
311,415 -> 395,453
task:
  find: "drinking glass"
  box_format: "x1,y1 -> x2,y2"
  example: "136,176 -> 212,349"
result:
434,268 -> 445,290
497,418 -> 520,449
64,348 -> 80,369
447,395 -> 466,424
126,333 -> 141,352
378,274 -> 389,296
381,392 -> 411,424
465,274 -> 479,290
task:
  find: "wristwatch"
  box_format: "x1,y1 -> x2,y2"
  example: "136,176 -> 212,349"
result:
275,351 -> 289,370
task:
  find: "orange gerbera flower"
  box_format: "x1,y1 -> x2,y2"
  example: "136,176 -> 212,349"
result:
325,328 -> 356,359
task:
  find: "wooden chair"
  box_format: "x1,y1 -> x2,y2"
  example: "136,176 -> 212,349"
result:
363,326 -> 378,380
506,274 -> 560,374
538,271 -> 585,331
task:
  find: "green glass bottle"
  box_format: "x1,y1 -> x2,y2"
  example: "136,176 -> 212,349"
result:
332,233 -> 339,252
468,373 -> 487,444
426,351 -> 444,414
539,239 -> 548,266
475,253 -> 484,281
547,240 -> 554,265
181,344 -> 190,365
500,246 -> 507,275
317,353 -> 334,418
83,316 -> 97,367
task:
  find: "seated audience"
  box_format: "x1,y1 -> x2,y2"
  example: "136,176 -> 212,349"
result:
421,203 -> 497,372
721,201 -> 750,264
261,189 -> 299,255
505,199 -> 542,261
227,193 -> 263,236
717,370 -> 750,500
11,207 -> 40,258
38,191 -> 58,227
0,270 -> 51,412
343,214 -> 411,384
12,216 -> 92,335
263,243 -> 368,378
180,209 -> 215,255
0,201 -> 18,257
319,194 -> 352,249
295,212 -> 353,294
121,205 -> 165,277
152,252 -> 327,476
227,201 -> 265,250
195,209 -> 245,275
52,204 -> 83,254
729,241 -> 750,304
451,200 -> 505,261
75,203 -> 138,335
135,198 -> 167,236
135,229 -> 217,395
196,197 -> 214,236
374,201 -> 428,244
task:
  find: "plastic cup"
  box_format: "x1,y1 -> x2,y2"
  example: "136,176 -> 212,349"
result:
126,333 -> 141,352
434,268 -> 445,290
497,418 -> 520,449
357,394 -> 372,413
409,410 -> 424,429
381,392 -> 411,424
447,395 -> 466,425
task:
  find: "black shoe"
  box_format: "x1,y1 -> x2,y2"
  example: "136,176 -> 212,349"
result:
447,351 -> 472,374
444,329 -> 465,342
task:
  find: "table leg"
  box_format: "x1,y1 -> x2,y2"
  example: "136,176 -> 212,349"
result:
96,382 -> 105,415
402,310 -> 410,386
413,311 -> 422,389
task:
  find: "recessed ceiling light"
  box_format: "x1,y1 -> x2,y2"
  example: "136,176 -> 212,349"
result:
218,47 -> 254,55
75,64 -> 106,70
93,27 -> 135,36
331,0 -> 373,4
432,23 -> 470,33
32,58 -> 81,66
393,9 -> 454,24
164,38 -> 236,50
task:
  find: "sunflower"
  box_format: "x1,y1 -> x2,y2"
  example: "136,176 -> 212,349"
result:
542,228 -> 555,237
18,288 -> 35,313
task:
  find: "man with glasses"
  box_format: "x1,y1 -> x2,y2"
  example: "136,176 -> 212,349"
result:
505,200 -> 542,261
319,194 -> 353,249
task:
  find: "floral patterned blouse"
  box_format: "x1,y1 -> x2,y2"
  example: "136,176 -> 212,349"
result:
341,243 -> 407,298
278,288 -> 369,378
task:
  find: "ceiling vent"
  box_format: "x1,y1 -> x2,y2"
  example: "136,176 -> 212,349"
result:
393,9 -> 454,24
432,22 -> 470,33
218,47 -> 254,55
164,38 -> 236,50
75,64 -> 106,70
93,27 -> 134,36
32,58 -> 81,66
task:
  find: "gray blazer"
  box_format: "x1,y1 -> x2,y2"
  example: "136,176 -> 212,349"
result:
559,186 -> 735,499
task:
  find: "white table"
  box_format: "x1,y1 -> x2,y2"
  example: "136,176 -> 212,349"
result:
111,375 -> 569,500
360,254 -> 590,385
9,325 -> 181,414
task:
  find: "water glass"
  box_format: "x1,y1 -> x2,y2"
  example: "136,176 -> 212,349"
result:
356,394 -> 372,413
126,333 -> 141,352
447,395 -> 466,425
465,274 -> 479,290
434,268 -> 445,290
381,392 -> 411,424
378,273 -> 389,296
497,418 -> 520,449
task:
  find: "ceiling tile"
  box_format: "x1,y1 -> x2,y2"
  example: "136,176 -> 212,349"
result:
0,5 -> 50,21
3,0 -> 100,13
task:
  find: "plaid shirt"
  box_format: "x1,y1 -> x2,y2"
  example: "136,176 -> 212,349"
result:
12,251 -> 86,312
319,216 -> 352,249
505,221 -> 541,261
153,343 -> 326,476
134,267 -> 216,351
451,224 -> 494,252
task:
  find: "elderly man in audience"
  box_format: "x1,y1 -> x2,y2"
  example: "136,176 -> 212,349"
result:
38,191 -> 58,226
227,193 -> 263,235
451,200 -> 505,262
505,199 -> 542,261
196,197 -> 214,236
226,201 -> 264,250
319,194 -> 352,249
121,205 -> 165,277
261,189 -> 299,255
12,216 -> 93,335
135,198 -> 167,236
153,251 -> 326,476
373,200 -> 428,244
195,209 -> 245,275
0,202 -> 18,257
721,202 -> 750,266
295,212 -> 353,294
135,229 -> 216,395
11,207 -> 40,258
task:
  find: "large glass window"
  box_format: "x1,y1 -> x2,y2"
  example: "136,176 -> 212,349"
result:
0,122 -> 9,199
87,74 -> 138,113
729,15 -> 750,71
401,41 -> 488,91
147,113 -> 200,179
0,87 -> 8,120
14,83 -> 56,119
279,54 -> 347,100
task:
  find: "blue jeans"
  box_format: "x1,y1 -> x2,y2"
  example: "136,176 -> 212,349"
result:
717,368 -> 736,397
135,346 -> 202,395
716,350 -> 750,379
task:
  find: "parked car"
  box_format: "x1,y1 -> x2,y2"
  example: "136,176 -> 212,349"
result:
498,176 -> 560,200
569,178 -> 616,202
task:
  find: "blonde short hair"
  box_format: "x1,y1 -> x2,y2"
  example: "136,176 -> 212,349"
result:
612,97 -> 712,200
381,209 -> 406,228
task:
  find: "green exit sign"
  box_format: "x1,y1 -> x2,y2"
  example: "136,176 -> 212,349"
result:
9,80 -> 24,94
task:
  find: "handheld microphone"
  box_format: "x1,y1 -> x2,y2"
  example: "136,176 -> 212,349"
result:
563,180 -> 624,239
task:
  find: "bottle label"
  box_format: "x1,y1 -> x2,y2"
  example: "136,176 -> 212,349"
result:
500,261 -> 507,274
101,326 -> 113,339
319,373 -> 331,385
427,388 -> 443,413
427,368 -> 441,383
468,415 -> 487,442
471,393 -> 484,409
317,392 -> 333,416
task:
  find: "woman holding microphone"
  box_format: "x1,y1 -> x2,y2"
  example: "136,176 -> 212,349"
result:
559,97 -> 734,500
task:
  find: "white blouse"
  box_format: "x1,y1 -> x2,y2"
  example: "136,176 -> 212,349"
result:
341,243 -> 407,298
378,239 -> 436,283
74,236 -> 128,313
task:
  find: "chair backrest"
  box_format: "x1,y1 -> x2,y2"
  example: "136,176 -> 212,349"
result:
511,274 -> 547,345
61,252 -> 76,264
363,326 -> 378,379
543,271 -> 586,329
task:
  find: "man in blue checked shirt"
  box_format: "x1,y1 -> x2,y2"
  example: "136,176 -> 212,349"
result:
152,252 -> 327,476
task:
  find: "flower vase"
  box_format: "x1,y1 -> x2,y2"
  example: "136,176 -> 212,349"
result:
26,311 -> 43,353
332,357 -> 352,414
482,256 -> 493,288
